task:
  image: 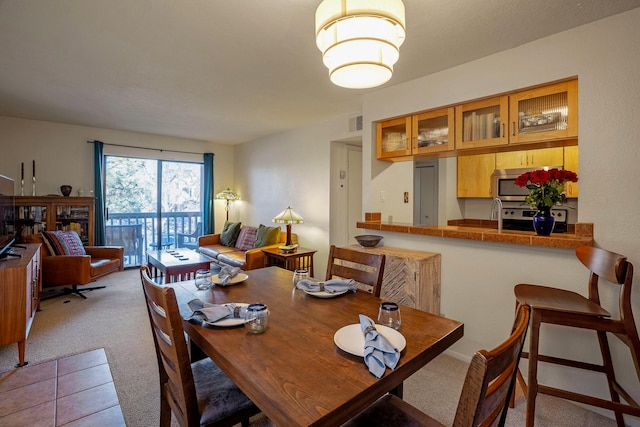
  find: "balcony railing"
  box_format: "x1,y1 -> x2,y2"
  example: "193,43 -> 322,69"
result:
106,211 -> 202,268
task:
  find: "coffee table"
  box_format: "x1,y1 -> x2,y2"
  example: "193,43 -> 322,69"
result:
146,249 -> 214,283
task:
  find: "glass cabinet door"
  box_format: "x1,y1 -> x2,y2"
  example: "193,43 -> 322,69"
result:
455,96 -> 508,149
412,107 -> 455,155
376,116 -> 412,159
509,80 -> 578,144
56,204 -> 90,245
15,203 -> 47,241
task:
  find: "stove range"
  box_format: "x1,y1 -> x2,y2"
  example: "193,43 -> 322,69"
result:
501,207 -> 568,233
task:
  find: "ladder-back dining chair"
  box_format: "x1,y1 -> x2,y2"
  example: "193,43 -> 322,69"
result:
513,245 -> 639,427
139,266 -> 260,427
325,245 -> 386,297
344,304 -> 530,427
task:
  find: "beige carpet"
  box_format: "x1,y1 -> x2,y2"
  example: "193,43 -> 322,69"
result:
0,269 -> 620,426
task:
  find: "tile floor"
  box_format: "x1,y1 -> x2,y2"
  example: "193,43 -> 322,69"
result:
0,348 -> 125,426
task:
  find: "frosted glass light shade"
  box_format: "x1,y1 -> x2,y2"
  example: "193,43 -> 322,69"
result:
315,0 -> 406,89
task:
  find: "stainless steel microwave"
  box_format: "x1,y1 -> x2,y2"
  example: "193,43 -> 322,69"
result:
492,166 -> 563,201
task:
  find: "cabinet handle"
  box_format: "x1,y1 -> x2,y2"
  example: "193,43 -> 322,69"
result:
501,123 -> 505,138
511,122 -> 516,136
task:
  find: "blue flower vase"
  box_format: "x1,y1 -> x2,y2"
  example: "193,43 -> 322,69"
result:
533,205 -> 555,236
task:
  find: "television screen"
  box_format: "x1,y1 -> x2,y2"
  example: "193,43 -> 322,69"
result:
0,174 -> 16,258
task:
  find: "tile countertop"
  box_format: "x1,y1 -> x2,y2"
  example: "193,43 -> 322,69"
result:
358,213 -> 594,250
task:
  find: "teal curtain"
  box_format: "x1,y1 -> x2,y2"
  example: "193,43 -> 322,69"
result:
203,153 -> 215,234
94,140 -> 106,245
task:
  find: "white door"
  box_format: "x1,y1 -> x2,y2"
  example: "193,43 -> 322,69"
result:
347,145 -> 362,243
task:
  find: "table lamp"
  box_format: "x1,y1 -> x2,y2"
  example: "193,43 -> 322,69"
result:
215,188 -> 240,221
272,206 -> 303,246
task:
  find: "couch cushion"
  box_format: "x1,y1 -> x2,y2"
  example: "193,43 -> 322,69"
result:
90,258 -> 121,279
220,221 -> 242,247
235,226 -> 258,251
253,225 -> 281,248
41,231 -> 86,256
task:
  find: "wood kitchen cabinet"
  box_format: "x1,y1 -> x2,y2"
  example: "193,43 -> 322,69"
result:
376,116 -> 412,160
455,96 -> 508,149
377,108 -> 455,160
14,196 -> 95,245
0,243 -> 41,366
495,147 -> 564,169
345,245 -> 441,314
509,79 -> 578,144
457,153 -> 496,198
564,145 -> 579,198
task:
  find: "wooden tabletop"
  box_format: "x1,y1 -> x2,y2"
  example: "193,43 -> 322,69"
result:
169,266 -> 463,427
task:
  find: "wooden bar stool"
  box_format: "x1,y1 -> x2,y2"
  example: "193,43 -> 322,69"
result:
514,245 -> 640,426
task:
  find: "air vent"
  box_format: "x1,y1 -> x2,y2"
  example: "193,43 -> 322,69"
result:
348,115 -> 363,132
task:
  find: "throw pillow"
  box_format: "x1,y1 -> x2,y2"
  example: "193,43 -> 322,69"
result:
235,226 -> 258,251
41,230 -> 86,256
219,221 -> 242,247
253,224 -> 281,248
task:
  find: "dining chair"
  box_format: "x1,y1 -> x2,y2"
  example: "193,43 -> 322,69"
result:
343,304 -> 530,427
513,245 -> 640,427
139,266 -> 260,427
325,245 -> 386,297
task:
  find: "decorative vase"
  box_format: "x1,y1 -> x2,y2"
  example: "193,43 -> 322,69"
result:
533,205 -> 555,236
60,185 -> 72,197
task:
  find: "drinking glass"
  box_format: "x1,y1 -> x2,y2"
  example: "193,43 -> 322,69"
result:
194,269 -> 212,290
378,302 -> 401,330
245,303 -> 269,334
292,268 -> 309,287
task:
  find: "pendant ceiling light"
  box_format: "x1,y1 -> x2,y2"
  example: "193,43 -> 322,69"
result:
315,0 -> 406,89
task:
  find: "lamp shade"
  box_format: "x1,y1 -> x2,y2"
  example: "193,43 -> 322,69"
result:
215,188 -> 239,201
315,0 -> 406,89
272,207 -> 304,224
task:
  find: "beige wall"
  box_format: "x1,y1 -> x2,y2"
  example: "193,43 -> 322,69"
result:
0,116 -> 235,231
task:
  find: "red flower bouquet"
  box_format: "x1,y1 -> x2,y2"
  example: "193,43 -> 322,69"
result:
514,168 -> 578,209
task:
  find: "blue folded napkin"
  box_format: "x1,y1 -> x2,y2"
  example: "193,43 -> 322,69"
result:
359,314 -> 401,378
186,298 -> 247,323
218,266 -> 242,285
296,278 -> 356,293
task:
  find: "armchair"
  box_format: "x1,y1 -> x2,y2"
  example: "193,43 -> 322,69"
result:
176,222 -> 202,250
24,233 -> 124,300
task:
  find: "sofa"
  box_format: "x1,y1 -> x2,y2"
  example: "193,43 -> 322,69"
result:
198,223 -> 298,270
24,232 -> 124,289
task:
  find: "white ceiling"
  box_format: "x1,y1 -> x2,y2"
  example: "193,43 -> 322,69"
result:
1,0 -> 639,144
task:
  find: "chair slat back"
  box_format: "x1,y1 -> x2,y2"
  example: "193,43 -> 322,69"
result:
325,245 -> 386,297
453,304 -> 530,427
140,266 -> 199,427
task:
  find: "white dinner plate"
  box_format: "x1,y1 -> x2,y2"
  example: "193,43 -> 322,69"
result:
303,289 -> 349,298
333,324 -> 406,357
204,303 -> 249,327
209,273 -> 249,286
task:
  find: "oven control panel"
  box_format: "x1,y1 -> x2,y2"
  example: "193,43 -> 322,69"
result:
502,208 -> 568,223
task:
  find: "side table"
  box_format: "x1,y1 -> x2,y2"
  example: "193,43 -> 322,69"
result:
262,247 -> 316,276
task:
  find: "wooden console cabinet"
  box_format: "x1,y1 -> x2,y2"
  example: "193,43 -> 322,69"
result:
345,245 -> 441,315
0,243 -> 41,367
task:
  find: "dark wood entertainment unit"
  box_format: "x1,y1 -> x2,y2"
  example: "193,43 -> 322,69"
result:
0,243 -> 41,367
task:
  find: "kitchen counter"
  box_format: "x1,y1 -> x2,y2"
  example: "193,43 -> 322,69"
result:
357,213 -> 593,249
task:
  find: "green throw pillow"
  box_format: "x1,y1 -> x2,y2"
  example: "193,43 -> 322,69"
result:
220,221 -> 242,247
253,224 -> 281,248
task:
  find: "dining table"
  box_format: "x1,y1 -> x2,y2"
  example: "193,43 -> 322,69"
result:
168,266 -> 464,427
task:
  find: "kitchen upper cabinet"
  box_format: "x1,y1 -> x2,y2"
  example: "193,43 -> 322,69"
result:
564,145 -> 579,198
377,108 -> 455,160
376,116 -> 412,160
411,108 -> 455,155
495,147 -> 564,169
457,153 -> 496,198
509,80 -> 578,145
455,96 -> 508,149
